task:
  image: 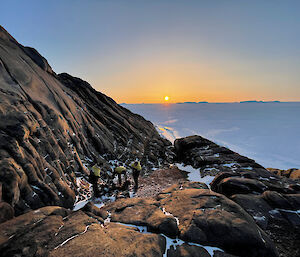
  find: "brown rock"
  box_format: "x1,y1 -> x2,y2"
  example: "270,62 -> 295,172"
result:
0,202 -> 14,223
0,25 -> 173,216
101,182 -> 278,257
0,206 -> 165,257
167,243 -> 211,257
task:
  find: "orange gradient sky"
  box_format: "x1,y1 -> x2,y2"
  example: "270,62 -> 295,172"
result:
2,1 -> 300,103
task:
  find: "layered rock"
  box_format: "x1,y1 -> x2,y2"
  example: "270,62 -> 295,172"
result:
101,182 -> 278,257
174,135 -> 300,257
0,206 -> 166,257
0,182 -> 279,257
0,25 -> 172,217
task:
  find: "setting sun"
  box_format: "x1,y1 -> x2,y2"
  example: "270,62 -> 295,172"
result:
164,96 -> 169,101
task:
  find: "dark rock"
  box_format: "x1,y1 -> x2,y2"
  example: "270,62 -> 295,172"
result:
174,135 -> 264,170
210,172 -> 240,192
213,251 -> 240,257
167,243 -> 211,257
0,202 -> 14,223
231,194 -> 272,229
264,218 -> 300,257
262,191 -> 294,210
214,177 -> 267,197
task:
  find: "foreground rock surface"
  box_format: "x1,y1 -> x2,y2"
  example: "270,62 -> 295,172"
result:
0,182 -> 279,257
102,182 -> 278,257
0,206 -> 166,257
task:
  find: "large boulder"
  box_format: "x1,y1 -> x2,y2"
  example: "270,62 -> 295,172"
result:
174,136 -> 263,170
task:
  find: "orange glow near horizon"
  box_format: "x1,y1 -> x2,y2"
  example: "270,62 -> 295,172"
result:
94,52 -> 300,104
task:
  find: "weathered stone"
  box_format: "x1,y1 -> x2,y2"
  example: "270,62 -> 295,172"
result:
231,194 -> 272,229
214,177 -> 267,196
0,25 -> 173,215
101,183 -> 278,257
0,206 -> 165,257
167,243 -> 210,257
0,202 -> 14,223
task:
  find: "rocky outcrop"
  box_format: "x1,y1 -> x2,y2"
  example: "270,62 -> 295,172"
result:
0,25 -> 172,217
0,182 -> 279,257
174,135 -> 264,171
174,135 -> 300,257
101,182 -> 278,257
267,168 -> 300,180
0,206 -> 166,257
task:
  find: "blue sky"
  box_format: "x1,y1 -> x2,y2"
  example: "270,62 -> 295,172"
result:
2,0 -> 300,103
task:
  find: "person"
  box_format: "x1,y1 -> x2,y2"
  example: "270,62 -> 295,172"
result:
114,165 -> 127,186
130,160 -> 142,192
89,163 -> 101,197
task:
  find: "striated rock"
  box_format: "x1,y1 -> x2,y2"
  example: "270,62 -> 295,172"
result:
0,202 -> 14,223
0,25 -> 172,215
0,206 -> 165,257
174,135 -> 263,171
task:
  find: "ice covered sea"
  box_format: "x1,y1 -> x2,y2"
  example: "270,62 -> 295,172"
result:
122,102 -> 300,170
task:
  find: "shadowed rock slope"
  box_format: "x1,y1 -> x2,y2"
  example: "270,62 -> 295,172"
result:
0,26 -> 171,217
174,135 -> 300,257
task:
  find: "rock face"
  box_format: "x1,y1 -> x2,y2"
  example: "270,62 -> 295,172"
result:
174,135 -> 300,257
0,182 -> 279,257
0,25 -> 172,217
0,206 -> 166,257
102,182 -> 278,257
267,168 -> 300,180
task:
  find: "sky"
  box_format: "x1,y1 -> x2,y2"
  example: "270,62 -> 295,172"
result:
2,0 -> 300,103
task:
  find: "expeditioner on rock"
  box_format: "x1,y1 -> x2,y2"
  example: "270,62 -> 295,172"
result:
114,165 -> 128,186
130,160 -> 142,192
89,163 -> 101,197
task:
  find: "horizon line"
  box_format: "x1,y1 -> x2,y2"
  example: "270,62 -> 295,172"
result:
120,100 -> 300,105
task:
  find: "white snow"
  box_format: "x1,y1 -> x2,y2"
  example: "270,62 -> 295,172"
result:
104,211 -> 111,225
55,224 -> 64,236
257,229 -> 266,244
54,225 -> 90,250
253,216 -> 266,222
123,102 -> 300,169
222,163 -> 239,168
276,209 -> 300,214
176,163 -> 215,188
115,222 -> 222,256
73,200 -> 90,211
161,207 -> 180,226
